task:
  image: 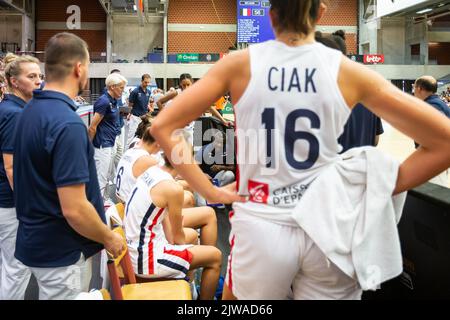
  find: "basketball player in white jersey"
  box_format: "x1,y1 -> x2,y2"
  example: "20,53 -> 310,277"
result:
124,157 -> 222,300
151,0 -> 450,300
116,126 -> 218,247
117,115 -> 195,206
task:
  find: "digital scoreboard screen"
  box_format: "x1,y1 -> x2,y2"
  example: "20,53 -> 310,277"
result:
237,1 -> 275,43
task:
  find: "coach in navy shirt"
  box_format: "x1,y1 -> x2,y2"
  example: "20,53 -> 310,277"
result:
0,53 -> 42,299
88,73 -> 127,198
126,74 -> 152,147
413,76 -> 450,187
102,70 -> 126,188
13,33 -> 124,300
413,76 -> 450,147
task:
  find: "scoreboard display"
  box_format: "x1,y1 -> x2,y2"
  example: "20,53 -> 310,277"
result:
237,1 -> 275,43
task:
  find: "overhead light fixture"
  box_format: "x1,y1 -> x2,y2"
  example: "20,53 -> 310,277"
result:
416,8 -> 432,14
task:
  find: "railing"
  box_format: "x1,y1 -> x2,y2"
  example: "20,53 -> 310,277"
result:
110,53 -> 225,64
76,104 -> 94,127
11,51 -> 107,63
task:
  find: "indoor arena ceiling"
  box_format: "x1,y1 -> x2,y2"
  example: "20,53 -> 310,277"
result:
0,0 -> 32,14
383,0 -> 450,20
101,0 -> 167,16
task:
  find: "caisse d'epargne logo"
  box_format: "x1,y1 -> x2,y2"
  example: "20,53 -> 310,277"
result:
248,180 -> 269,204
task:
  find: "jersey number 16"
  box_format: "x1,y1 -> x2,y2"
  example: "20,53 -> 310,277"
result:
262,108 -> 320,170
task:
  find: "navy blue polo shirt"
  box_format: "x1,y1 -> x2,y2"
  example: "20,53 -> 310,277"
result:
425,95 -> 450,118
93,92 -> 119,148
415,95 -> 450,148
129,86 -> 151,116
338,103 -> 384,153
0,94 -> 26,208
103,87 -> 124,134
13,89 -> 105,268
102,87 -> 124,107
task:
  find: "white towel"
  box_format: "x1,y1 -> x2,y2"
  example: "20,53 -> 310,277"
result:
292,147 -> 407,290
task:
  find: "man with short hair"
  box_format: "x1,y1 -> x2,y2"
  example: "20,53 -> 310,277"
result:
414,75 -> 450,187
102,69 -> 126,189
89,73 -> 127,199
414,76 -> 450,118
126,74 -> 152,148
13,32 -> 124,300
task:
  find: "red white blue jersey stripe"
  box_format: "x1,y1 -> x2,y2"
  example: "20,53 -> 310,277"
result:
124,166 -> 193,278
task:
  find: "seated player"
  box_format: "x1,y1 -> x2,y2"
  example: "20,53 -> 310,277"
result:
116,127 -> 218,246
124,158 -> 222,300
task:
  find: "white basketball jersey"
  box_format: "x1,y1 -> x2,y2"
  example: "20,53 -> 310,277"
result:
115,147 -> 150,202
233,41 -> 350,225
123,166 -> 174,275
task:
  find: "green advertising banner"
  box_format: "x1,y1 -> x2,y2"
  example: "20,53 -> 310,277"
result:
223,101 -> 234,115
176,53 -> 199,62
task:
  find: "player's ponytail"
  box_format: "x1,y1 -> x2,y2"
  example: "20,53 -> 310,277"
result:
135,114 -> 153,139
142,125 -> 156,144
269,0 -> 321,36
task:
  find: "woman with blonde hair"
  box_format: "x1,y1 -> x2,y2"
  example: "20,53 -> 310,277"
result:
0,53 -> 42,299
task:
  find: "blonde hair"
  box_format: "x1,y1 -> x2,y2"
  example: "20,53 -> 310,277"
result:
0,72 -> 6,95
105,73 -> 128,88
4,53 -> 40,89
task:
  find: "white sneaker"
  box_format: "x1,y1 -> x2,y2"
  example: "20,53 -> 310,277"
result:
74,289 -> 104,300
